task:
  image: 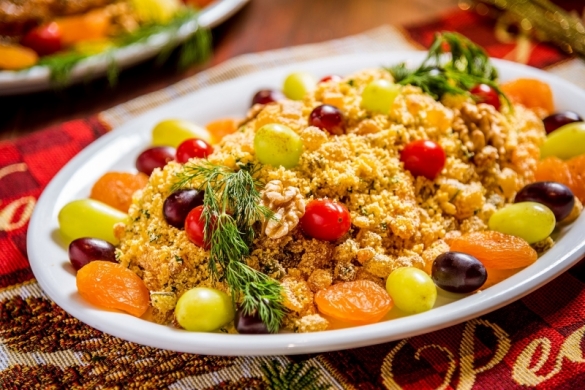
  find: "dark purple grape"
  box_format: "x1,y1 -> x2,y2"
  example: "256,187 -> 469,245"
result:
514,181 -> 575,222
163,189 -> 205,228
136,146 -> 175,176
432,252 -> 487,294
543,111 -> 583,134
68,237 -> 116,271
308,104 -> 345,135
235,308 -> 270,334
251,89 -> 285,106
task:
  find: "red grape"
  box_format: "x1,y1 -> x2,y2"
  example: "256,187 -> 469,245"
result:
543,111 -> 583,134
136,146 -> 175,176
185,205 -> 214,249
163,189 -> 205,228
400,140 -> 445,180
300,199 -> 351,241
21,22 -> 62,56
432,251 -> 487,293
251,89 -> 285,106
514,181 -> 575,222
68,237 -> 116,271
319,74 -> 342,83
176,138 -> 214,163
470,84 -> 501,111
308,104 -> 345,135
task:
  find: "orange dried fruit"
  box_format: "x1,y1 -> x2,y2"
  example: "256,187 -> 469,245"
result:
446,231 -> 537,270
206,118 -> 238,144
535,156 -> 573,187
482,267 -> 523,289
0,44 -> 38,70
76,261 -> 149,317
501,78 -> 554,115
55,9 -> 110,46
90,171 -> 149,212
315,280 -> 393,325
566,154 -> 585,202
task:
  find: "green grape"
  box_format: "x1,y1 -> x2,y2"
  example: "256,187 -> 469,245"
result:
152,119 -> 211,148
488,201 -> 555,244
385,267 -> 437,314
283,72 -> 316,100
361,79 -> 401,114
58,199 -> 127,245
175,287 -> 235,332
254,124 -> 303,168
540,122 -> 585,160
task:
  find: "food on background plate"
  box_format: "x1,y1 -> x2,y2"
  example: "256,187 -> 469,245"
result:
0,0 -> 210,79
59,33 -> 584,335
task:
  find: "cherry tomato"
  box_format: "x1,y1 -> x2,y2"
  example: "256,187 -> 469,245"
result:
319,74 -> 342,83
185,206 -> 208,248
400,140 -> 446,180
176,138 -> 214,163
470,83 -> 501,111
21,22 -> 62,56
300,199 -> 351,241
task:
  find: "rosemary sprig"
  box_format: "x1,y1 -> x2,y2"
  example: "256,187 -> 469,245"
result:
174,162 -> 285,333
32,8 -> 210,86
386,32 -> 510,106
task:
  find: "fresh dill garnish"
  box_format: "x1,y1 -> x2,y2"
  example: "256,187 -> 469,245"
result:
386,32 -> 510,106
32,9 -> 210,86
173,161 -> 285,333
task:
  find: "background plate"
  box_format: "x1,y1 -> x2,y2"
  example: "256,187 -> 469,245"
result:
27,52 -> 585,355
0,0 -> 249,95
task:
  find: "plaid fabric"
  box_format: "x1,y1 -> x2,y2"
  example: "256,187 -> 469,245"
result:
2,9 -> 585,389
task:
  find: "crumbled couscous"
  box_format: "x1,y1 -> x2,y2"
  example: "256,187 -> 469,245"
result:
116,68 -> 546,332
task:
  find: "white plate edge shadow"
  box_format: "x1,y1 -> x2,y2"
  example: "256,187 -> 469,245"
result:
27,51 -> 585,356
0,0 -> 249,95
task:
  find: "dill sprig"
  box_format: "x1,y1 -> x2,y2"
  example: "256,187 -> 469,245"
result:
32,8 -> 210,86
260,359 -> 330,390
386,32 -> 510,106
174,162 -> 285,333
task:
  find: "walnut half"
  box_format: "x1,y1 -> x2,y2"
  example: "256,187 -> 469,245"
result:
261,180 -> 306,239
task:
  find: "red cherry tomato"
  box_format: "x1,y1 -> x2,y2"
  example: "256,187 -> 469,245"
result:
319,74 -> 342,83
176,138 -> 214,163
21,22 -> 62,56
185,205 -> 212,249
300,199 -> 351,241
400,140 -> 446,180
470,84 -> 501,111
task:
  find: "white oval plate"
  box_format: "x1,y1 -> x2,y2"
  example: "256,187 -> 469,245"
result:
0,0 -> 249,96
28,52 -> 585,356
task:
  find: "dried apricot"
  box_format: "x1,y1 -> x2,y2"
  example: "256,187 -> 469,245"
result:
206,118 -> 238,144
76,261 -> 149,317
446,231 -> 537,269
315,280 -> 392,325
482,267 -> 523,289
535,156 -> 573,187
90,171 -> 149,212
501,78 -> 554,116
566,154 -> 585,203
55,9 -> 110,46
0,44 -> 38,70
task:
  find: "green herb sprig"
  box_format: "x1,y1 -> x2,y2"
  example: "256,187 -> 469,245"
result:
34,8 -> 210,86
386,32 -> 510,106
174,162 -> 285,333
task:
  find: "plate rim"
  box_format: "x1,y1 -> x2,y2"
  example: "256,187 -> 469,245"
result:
27,51 -> 585,355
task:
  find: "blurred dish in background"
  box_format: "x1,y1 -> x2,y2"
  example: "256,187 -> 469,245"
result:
0,0 -> 249,95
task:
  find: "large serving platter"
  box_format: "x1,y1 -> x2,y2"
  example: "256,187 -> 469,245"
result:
0,0 -> 249,95
27,51 -> 585,356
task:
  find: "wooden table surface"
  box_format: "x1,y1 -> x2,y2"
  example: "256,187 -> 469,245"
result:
0,0 -> 460,140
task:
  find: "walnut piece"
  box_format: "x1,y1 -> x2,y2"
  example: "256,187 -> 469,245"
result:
261,180 -> 305,239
